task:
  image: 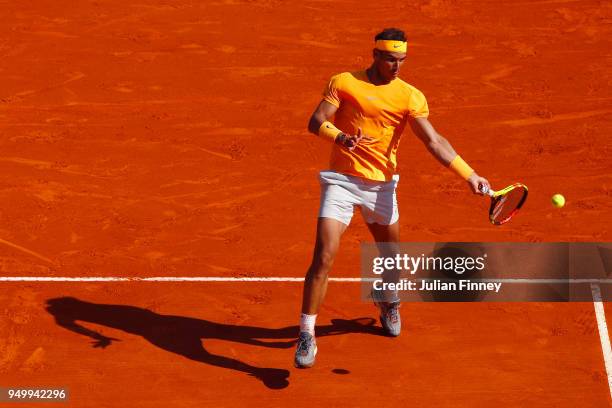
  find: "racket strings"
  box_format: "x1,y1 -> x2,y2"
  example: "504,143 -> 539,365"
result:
490,187 -> 528,224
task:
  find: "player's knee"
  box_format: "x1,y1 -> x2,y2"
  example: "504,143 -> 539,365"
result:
310,248 -> 337,276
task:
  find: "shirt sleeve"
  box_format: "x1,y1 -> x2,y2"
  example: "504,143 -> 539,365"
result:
408,88 -> 429,118
322,74 -> 343,108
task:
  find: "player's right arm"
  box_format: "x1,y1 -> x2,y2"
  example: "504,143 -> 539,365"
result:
307,100 -> 369,150
308,100 -> 338,134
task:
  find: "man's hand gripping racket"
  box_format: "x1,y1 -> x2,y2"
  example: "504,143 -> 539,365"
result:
478,183 -> 529,225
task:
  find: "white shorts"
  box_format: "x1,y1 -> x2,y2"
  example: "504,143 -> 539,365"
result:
318,170 -> 399,226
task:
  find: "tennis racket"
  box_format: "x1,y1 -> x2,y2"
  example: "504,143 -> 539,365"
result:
479,183 -> 528,225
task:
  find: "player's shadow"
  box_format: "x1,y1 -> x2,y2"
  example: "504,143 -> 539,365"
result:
45,297 -> 381,389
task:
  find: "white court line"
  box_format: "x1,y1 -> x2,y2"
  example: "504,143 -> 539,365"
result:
591,284 -> 612,398
0,276 -> 307,282
1,277 -> 612,283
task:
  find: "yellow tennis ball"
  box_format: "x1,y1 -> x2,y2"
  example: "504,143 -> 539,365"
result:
551,194 -> 565,208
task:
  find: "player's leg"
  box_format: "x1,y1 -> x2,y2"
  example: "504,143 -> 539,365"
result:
367,220 -> 401,302
360,174 -> 402,336
366,220 -> 401,297
366,219 -> 400,241
366,221 -> 402,337
295,171 -> 356,368
301,217 -> 348,315
295,217 -> 347,368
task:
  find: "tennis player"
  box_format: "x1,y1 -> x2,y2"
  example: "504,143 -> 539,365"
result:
294,28 -> 490,368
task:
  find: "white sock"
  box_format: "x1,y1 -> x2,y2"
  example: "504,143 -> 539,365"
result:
300,313 -> 317,336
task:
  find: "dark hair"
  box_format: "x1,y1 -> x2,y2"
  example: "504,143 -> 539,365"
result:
374,28 -> 406,42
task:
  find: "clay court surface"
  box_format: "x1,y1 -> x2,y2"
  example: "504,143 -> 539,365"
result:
0,0 -> 611,406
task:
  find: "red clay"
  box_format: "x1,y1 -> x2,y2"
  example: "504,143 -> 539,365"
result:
0,0 -> 610,406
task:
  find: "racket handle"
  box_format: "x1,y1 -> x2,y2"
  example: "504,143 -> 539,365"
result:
479,184 -> 494,197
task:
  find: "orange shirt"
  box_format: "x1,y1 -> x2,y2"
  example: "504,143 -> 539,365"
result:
322,70 -> 429,181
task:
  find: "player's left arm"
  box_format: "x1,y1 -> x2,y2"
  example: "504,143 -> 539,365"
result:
409,117 -> 489,194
